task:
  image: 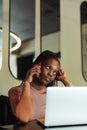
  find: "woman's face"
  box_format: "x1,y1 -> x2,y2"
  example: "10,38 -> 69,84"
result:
39,58 -> 60,85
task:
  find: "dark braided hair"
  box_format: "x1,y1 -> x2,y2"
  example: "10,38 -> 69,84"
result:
33,50 -> 60,67
31,50 -> 60,87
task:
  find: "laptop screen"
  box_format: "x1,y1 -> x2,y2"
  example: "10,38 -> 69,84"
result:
44,87 -> 87,127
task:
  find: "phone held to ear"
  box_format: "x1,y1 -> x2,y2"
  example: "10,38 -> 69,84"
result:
36,63 -> 41,66
57,69 -> 63,77
33,63 -> 41,77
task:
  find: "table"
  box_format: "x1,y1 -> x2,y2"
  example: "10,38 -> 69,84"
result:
0,120 -> 87,130
0,120 -> 43,130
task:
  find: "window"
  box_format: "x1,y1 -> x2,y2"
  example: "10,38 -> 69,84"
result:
81,1 -> 87,80
0,0 -> 3,70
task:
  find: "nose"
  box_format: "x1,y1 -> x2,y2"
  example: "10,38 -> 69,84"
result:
48,70 -> 54,77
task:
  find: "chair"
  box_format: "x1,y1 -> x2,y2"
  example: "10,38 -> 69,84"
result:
0,95 -> 18,125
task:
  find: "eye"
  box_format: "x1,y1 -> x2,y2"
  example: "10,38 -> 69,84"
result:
53,71 -> 57,76
45,66 -> 50,70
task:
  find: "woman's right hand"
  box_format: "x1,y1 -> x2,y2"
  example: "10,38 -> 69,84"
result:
25,63 -> 41,83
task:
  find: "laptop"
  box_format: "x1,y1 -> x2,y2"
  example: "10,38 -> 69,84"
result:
37,86 -> 87,127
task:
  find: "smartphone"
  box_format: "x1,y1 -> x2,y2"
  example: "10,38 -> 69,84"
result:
36,63 -> 41,66
33,63 -> 41,77
56,69 -> 63,78
57,71 -> 61,76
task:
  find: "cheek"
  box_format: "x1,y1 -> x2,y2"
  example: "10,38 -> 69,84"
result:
43,70 -> 48,75
41,67 -> 46,75
51,76 -> 56,81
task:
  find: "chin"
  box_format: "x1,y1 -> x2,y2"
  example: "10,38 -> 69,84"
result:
46,82 -> 54,87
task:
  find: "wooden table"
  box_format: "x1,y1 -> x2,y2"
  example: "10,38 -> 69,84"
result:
0,120 -> 44,130
0,120 -> 87,130
14,120 -> 44,130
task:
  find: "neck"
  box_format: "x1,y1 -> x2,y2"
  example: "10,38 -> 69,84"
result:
30,77 -> 46,90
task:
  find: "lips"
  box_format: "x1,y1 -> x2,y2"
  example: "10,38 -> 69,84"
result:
39,75 -> 52,85
46,78 -> 50,82
45,77 -> 51,83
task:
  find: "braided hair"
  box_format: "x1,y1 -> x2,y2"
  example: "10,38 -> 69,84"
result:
32,50 -> 60,87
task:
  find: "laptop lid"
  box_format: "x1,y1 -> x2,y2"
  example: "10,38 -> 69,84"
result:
44,87 -> 87,127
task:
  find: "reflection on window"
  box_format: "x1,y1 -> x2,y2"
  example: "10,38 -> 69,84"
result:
0,0 -> 2,70
10,0 -> 35,79
41,0 -> 60,54
81,2 -> 87,80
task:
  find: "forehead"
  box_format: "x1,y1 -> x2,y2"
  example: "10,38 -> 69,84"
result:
43,58 -> 60,69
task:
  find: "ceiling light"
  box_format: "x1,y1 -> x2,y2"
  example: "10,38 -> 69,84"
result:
0,27 -> 21,52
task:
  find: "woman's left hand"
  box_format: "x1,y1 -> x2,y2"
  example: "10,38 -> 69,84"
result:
56,69 -> 72,86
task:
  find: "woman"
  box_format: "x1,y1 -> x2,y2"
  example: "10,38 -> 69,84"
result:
8,50 -> 71,123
